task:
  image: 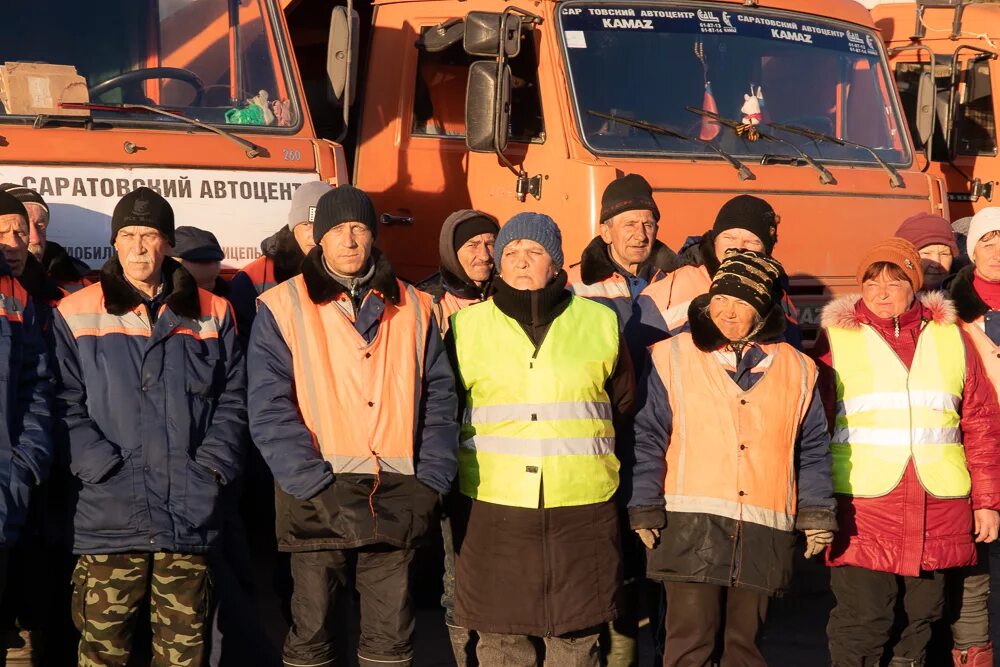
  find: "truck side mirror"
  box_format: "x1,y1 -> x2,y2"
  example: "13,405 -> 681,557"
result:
465,61 -> 511,153
327,6 -> 360,107
915,69 -> 935,150
464,12 -> 521,57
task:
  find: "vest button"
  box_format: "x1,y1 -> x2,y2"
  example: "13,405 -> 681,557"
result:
365,352 -> 372,359
740,444 -> 746,451
738,490 -> 746,496
141,386 -> 148,392
368,401 -> 375,407
740,399 -> 747,405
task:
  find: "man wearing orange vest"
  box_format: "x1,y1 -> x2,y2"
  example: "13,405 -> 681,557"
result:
229,180 -> 332,346
631,249 -> 834,667
567,174 -> 677,667
426,207 -> 499,667
635,195 -> 801,348
247,185 -> 458,667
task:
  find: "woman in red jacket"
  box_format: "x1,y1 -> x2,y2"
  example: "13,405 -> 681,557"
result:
815,238 -> 1000,667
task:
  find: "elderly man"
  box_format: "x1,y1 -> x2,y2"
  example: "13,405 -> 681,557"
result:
230,180 -> 332,344
449,212 -> 633,667
637,194 -> 800,347
0,183 -> 90,293
568,174 -> 677,335
51,187 -> 247,666
248,184 -> 458,667
429,209 -> 499,332
566,174 -> 676,666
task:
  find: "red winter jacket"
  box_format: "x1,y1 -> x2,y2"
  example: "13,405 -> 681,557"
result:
813,293 -> 1000,576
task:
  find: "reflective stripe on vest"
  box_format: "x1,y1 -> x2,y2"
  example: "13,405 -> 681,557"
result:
452,296 -> 620,509
568,275 -> 629,300
651,333 -> 815,532
259,276 -> 430,476
827,321 -> 969,498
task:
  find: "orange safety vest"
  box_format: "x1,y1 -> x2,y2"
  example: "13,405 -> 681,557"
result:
650,333 -> 816,531
239,255 -> 278,296
258,276 -> 433,475
0,275 -> 27,326
640,265 -> 711,332
435,291 -> 481,335
961,318 -> 1000,391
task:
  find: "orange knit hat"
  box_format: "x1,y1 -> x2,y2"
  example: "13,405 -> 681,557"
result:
855,237 -> 923,291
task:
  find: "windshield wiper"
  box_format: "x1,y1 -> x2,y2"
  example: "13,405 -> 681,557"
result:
766,121 -> 904,189
685,107 -> 835,185
59,102 -> 264,159
587,110 -> 754,181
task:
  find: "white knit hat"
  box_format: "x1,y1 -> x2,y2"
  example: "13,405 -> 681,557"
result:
967,207 -> 1000,260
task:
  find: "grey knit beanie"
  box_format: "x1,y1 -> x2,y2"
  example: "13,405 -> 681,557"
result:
495,212 -> 563,269
287,181 -> 334,230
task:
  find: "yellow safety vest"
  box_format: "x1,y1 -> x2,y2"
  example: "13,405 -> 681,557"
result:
827,321 -> 969,498
451,296 -> 621,509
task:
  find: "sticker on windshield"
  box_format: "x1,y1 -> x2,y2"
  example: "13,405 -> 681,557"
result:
565,30 -> 588,48
560,5 -> 881,57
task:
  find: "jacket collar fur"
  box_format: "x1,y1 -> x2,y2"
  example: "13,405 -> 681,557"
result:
687,293 -> 787,352
820,291 -> 956,330
301,245 -> 400,306
100,255 -> 201,319
577,236 -> 678,285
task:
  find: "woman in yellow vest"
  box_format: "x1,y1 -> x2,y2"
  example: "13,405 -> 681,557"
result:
816,238 -> 1000,667
945,208 -> 1000,666
630,249 -> 835,667
449,212 -> 634,667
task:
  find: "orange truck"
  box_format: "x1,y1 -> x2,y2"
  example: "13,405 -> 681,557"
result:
287,0 -> 948,338
0,0 -> 945,341
0,0 -> 344,272
871,0 -> 999,221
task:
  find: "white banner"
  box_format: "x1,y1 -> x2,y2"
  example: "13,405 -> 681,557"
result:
0,166 -> 321,269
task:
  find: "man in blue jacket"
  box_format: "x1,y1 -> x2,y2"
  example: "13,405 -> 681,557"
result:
0,191 -> 52,594
51,187 -> 247,666
248,185 -> 458,667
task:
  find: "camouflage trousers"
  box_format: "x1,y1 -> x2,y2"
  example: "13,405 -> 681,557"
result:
72,552 -> 210,667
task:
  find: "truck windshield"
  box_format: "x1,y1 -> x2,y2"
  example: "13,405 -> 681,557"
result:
0,0 -> 297,130
560,4 -> 909,165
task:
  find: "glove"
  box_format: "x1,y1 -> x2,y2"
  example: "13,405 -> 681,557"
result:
635,528 -> 660,550
803,529 -> 834,559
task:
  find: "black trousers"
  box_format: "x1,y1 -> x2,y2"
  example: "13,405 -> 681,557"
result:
662,582 -> 769,667
828,566 -> 945,667
283,546 -> 414,667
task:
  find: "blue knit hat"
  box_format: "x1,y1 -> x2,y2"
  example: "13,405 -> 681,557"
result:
495,212 -> 564,269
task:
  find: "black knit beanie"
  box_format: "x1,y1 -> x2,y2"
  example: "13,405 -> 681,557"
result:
453,214 -> 499,252
111,187 -> 175,245
600,174 -> 660,223
0,183 -> 47,213
712,195 -> 779,254
312,185 -> 378,243
709,249 -> 783,318
0,191 -> 27,220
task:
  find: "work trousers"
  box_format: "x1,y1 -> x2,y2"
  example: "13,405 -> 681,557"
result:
476,627 -> 601,667
662,582 -> 769,667
828,565 -> 945,667
946,543 -> 991,651
442,511 -> 478,666
283,546 -> 414,667
72,552 -> 210,667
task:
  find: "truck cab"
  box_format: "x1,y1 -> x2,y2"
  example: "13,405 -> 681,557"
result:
873,0 -> 999,221
293,0 -> 948,339
0,0 -> 344,270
